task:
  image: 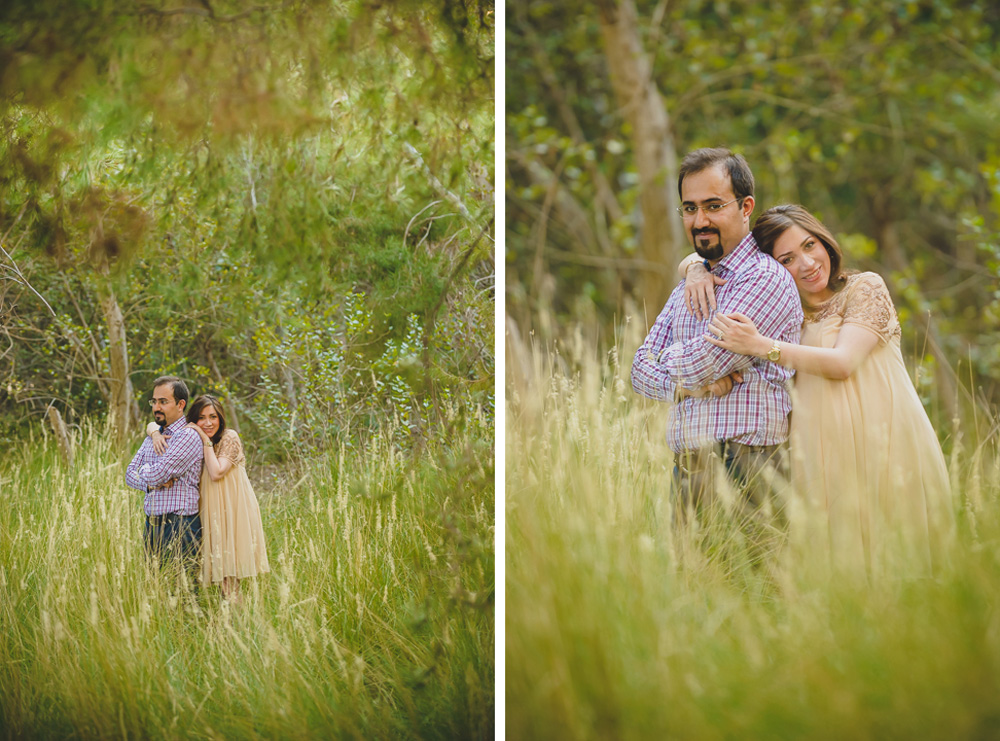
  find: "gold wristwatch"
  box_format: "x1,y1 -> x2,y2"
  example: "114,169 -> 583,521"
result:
766,340 -> 781,363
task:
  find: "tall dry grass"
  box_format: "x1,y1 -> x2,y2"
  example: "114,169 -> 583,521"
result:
505,315 -> 1000,739
0,419 -> 493,739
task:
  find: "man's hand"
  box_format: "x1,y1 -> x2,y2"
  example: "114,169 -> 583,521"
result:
676,370 -> 744,400
705,370 -> 743,397
684,262 -> 727,320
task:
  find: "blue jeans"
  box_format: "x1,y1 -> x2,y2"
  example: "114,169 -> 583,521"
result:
672,441 -> 788,522
672,442 -> 790,569
144,513 -> 202,571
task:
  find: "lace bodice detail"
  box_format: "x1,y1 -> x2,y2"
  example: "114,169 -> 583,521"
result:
215,428 -> 246,467
804,272 -> 901,344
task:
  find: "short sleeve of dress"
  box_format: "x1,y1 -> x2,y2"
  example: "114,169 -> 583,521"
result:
842,272 -> 901,344
216,429 -> 246,466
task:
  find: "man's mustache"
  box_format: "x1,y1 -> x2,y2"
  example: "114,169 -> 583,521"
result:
692,228 -> 719,237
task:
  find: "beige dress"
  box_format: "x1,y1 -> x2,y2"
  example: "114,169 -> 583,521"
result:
200,429 -> 270,584
790,272 -> 953,576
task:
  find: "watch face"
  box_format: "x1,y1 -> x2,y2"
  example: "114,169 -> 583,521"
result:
767,347 -> 780,361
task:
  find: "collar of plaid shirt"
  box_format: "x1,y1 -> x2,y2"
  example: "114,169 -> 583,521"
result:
709,231 -> 757,276
162,415 -> 188,437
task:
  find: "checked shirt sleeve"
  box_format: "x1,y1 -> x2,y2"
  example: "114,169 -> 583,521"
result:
631,289 -> 681,401
125,438 -> 154,492
662,268 -> 803,388
137,428 -> 204,488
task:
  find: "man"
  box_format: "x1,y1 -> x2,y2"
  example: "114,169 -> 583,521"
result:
126,376 -> 204,569
631,148 -> 803,523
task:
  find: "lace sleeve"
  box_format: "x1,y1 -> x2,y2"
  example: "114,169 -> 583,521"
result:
216,429 -> 246,466
842,272 -> 901,344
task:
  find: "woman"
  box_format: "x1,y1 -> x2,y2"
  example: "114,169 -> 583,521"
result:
681,205 -> 953,576
149,395 -> 270,598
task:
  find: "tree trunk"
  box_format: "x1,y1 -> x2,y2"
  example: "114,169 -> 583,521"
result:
47,406 -> 75,466
597,0 -> 684,305
99,288 -> 140,439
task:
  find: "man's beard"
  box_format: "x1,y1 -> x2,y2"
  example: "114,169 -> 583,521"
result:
692,229 -> 724,261
153,411 -> 165,424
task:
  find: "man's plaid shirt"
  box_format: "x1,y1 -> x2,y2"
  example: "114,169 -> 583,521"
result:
631,233 -> 804,453
125,415 -> 203,515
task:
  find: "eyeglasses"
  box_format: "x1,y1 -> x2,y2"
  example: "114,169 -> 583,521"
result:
148,398 -> 173,407
676,198 -> 741,218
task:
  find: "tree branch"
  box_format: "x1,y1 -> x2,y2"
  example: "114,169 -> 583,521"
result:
507,147 -> 607,256
59,272 -> 110,399
941,33 -> 1000,84
544,246 -> 673,275
699,88 -> 898,136
0,242 -> 55,318
403,143 -> 474,223
420,217 -> 494,420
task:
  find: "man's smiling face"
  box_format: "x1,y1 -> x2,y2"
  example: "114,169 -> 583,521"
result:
680,164 -> 754,263
150,384 -> 184,426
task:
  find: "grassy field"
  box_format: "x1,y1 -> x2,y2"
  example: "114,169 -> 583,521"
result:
505,318 -> 1000,740
0,420 -> 494,739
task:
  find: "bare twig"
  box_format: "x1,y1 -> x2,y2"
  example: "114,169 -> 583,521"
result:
647,0 -> 673,50
59,273 -> 110,398
0,326 -> 13,363
672,52 -> 848,114
698,88 -> 898,136
420,217 -> 494,420
544,246 -> 673,274
0,241 -> 56,317
941,33 -> 1000,84
1,202 -> 29,245
403,143 -> 474,223
404,201 -> 443,248
416,217 -> 458,252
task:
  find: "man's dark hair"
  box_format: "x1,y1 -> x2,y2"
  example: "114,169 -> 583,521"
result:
186,395 -> 227,445
677,147 -> 755,200
152,376 -> 190,407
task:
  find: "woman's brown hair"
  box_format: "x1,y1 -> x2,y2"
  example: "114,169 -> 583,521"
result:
752,204 -> 848,293
186,394 -> 227,446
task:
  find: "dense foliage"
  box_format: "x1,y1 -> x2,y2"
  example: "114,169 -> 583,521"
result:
1,0 -> 495,455
507,0 -> 1000,403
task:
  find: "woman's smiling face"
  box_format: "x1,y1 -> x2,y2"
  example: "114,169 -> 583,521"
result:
197,405 -> 220,439
771,224 -> 834,306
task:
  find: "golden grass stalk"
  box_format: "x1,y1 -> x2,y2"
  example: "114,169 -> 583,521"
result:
1,417 -> 493,738
506,316 -> 1000,740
